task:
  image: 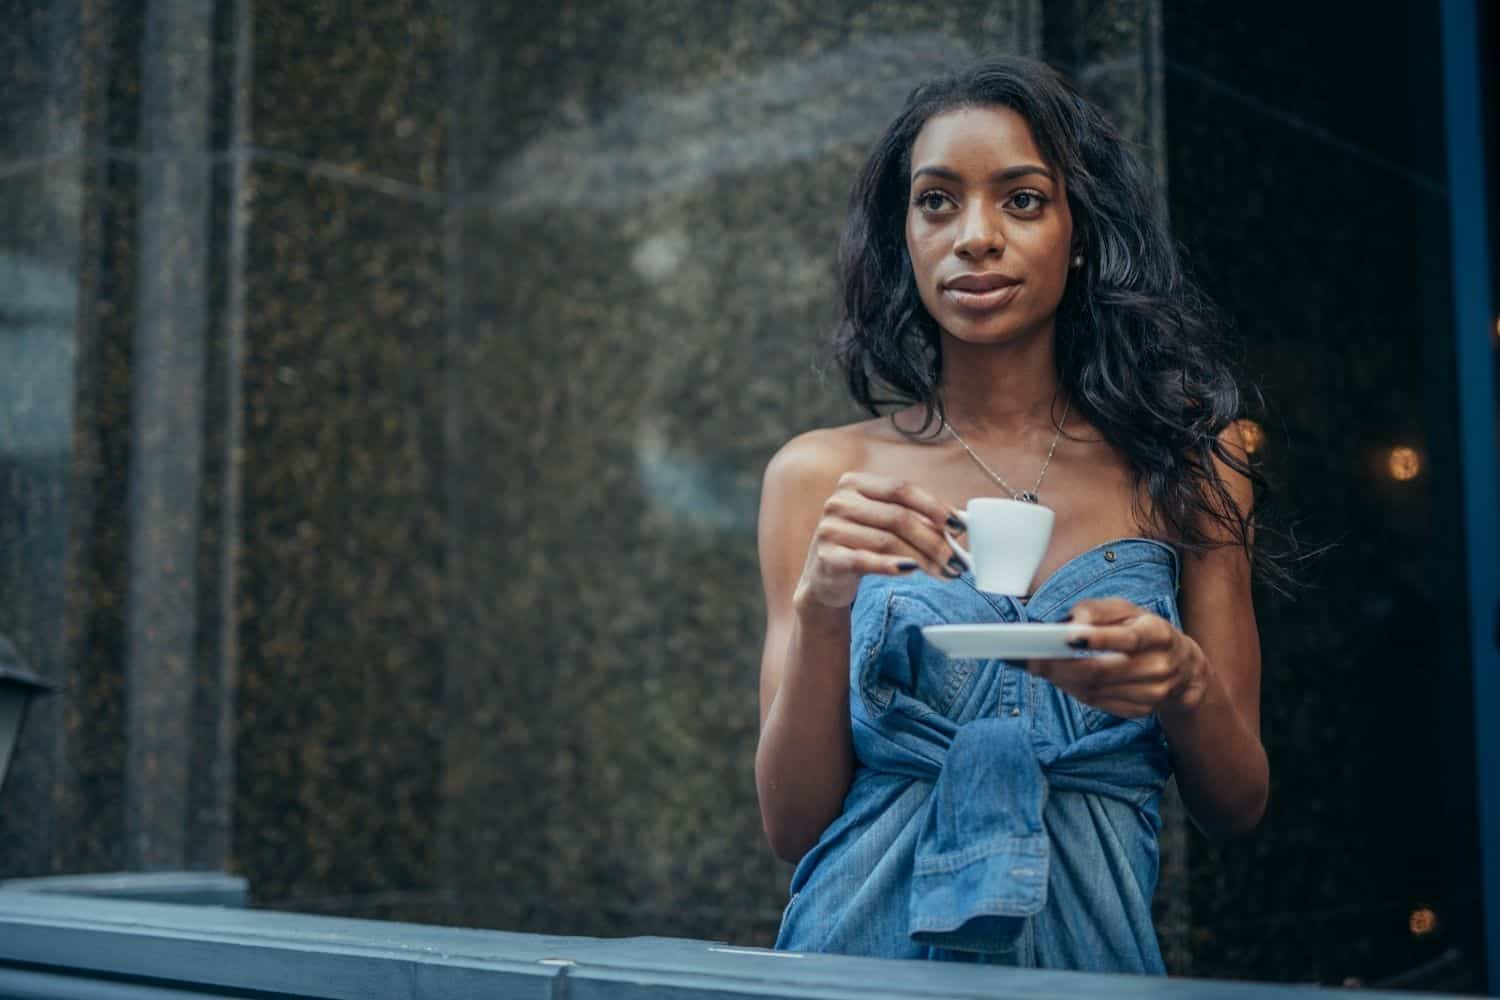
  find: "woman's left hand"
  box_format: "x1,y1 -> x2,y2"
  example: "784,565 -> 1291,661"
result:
1027,598 -> 1209,719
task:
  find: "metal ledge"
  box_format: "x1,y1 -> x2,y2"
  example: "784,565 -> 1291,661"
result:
0,871 -> 248,909
0,890 -> 1465,1000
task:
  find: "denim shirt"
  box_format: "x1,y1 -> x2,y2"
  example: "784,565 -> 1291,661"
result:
774,538 -> 1179,973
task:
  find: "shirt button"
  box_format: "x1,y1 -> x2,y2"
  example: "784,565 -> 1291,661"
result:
1104,549 -> 1116,562
1010,707 -> 1022,717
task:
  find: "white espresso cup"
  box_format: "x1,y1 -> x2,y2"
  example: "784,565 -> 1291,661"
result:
946,497 -> 1055,595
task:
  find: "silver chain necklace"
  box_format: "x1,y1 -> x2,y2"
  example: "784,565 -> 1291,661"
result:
942,399 -> 1071,504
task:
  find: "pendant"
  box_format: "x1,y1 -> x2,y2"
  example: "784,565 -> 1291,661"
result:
1014,491 -> 1039,504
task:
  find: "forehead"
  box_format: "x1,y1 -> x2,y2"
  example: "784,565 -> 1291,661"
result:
908,105 -> 1050,175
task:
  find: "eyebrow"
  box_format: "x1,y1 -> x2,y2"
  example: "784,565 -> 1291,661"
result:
911,164 -> 1056,184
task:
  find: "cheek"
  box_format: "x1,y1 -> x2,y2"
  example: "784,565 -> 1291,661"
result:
906,237 -> 948,314
1029,237 -> 1072,292
903,219 -> 925,270
905,224 -> 945,280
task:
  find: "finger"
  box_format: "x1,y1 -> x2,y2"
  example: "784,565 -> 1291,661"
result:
819,544 -> 932,579
837,472 -> 967,537
1066,617 -> 1173,654
1024,656 -> 1135,706
1067,624 -> 1144,653
1065,597 -> 1144,626
1084,658 -> 1177,688
1025,650 -> 1131,675
824,494 -> 961,574
1092,680 -> 1178,708
1024,640 -> 1119,668
819,518 -> 955,579
1023,658 -> 1164,718
1022,647 -> 1092,670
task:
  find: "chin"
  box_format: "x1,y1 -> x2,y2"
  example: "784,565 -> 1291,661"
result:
939,316 -> 1036,345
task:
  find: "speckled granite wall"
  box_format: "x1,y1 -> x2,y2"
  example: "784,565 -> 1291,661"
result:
229,0 -> 449,909
232,164 -> 448,907
439,1 -> 1041,946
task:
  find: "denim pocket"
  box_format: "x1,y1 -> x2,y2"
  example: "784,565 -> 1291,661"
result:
1077,595 -> 1178,734
856,592 -> 977,720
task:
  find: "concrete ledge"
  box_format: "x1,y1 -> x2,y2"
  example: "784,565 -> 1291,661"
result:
0,890 -> 1463,1000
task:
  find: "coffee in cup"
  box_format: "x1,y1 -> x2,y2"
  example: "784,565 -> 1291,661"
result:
946,497 -> 1055,595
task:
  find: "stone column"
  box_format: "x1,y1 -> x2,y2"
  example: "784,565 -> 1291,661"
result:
0,0 -> 86,877
0,0 -> 246,878
122,0 -> 220,871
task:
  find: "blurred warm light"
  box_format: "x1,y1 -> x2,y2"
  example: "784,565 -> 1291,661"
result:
1493,315 -> 1499,347
1232,418 -> 1265,455
1409,907 -> 1438,937
1387,446 -> 1422,482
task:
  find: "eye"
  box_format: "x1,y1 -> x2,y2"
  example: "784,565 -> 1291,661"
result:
1008,190 -> 1047,213
914,190 -> 954,213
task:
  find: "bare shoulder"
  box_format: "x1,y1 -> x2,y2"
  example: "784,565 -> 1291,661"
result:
762,420 -> 881,497
1216,420 -> 1251,462
757,419 -> 886,575
1210,421 -> 1255,515
1184,421 -> 1257,558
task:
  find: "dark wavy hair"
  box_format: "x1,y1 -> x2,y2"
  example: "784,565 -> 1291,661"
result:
835,55 -> 1293,590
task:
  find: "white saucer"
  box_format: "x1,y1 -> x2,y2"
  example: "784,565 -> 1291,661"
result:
921,623 -> 1096,660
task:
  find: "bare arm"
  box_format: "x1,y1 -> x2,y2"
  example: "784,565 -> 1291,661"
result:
1025,425 -> 1267,839
754,431 -> 964,863
754,435 -> 856,863
1157,427 -> 1268,837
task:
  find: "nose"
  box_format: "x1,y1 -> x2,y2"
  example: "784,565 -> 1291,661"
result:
954,202 -> 1004,260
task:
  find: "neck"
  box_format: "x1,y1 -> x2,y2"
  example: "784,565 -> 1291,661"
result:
936,325 -> 1063,435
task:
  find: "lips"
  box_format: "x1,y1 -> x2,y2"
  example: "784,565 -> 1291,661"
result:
943,272 -> 1022,311
945,272 -> 1021,292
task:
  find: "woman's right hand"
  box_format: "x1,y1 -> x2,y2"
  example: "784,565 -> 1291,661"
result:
793,472 -> 968,612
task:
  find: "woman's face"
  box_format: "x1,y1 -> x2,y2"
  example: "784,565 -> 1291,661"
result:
904,105 -> 1074,347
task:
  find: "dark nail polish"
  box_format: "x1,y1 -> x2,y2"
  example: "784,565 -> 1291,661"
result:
1059,614 -> 1073,622
946,515 -> 966,533
947,556 -> 966,574
1066,637 -> 1089,650
897,560 -> 920,572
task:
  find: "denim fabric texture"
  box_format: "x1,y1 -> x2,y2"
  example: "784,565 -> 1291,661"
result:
774,538 -> 1179,973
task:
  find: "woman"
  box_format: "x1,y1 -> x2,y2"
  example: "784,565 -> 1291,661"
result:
754,56 -> 1270,973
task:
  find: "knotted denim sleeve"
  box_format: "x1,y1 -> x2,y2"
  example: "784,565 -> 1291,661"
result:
851,591 -> 1172,954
